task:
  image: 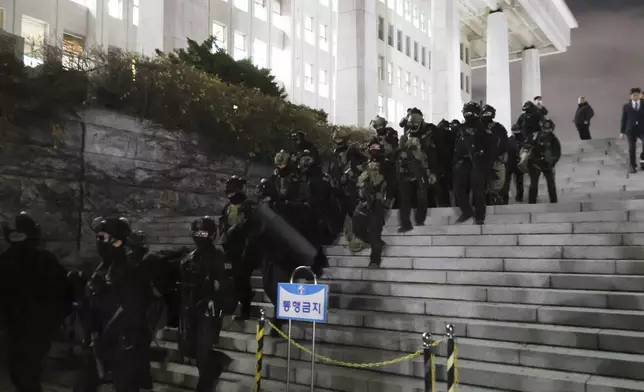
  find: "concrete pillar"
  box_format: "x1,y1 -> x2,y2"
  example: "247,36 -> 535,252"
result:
485,9 -> 512,133
521,47 -> 541,104
430,0 -> 461,123
334,0 -> 379,126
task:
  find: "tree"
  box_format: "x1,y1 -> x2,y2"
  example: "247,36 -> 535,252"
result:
157,37 -> 287,99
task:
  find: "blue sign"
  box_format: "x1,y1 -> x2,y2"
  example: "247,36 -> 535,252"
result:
276,283 -> 328,323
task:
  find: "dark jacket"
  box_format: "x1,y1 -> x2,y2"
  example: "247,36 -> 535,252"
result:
621,99 -> 644,134
574,102 -> 594,125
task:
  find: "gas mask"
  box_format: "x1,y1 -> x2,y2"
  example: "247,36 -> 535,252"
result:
191,217 -> 217,249
481,111 -> 494,123
96,231 -> 125,261
92,216 -> 131,262
368,143 -> 384,161
298,154 -> 315,173
407,113 -> 423,136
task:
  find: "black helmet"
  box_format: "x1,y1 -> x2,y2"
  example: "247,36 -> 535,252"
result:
481,104 -> 496,119
522,101 -> 535,111
190,216 -> 217,239
225,175 -> 247,195
462,101 -> 481,117
2,211 -> 41,243
540,118 -> 555,132
290,131 -> 305,141
297,149 -> 315,172
92,216 -> 132,244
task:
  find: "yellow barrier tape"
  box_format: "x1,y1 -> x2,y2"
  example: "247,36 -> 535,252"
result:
267,320 -> 445,369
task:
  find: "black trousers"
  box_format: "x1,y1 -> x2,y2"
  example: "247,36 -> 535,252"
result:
502,165 -> 524,203
398,178 -> 428,228
627,130 -> 644,169
454,160 -> 487,222
352,201 -> 385,265
528,166 -> 557,204
575,123 -> 592,140
6,326 -> 55,392
231,254 -> 255,317
74,343 -> 150,392
436,174 -> 452,207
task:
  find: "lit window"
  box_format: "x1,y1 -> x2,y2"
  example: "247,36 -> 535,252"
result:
108,0 -> 123,19
319,24 -> 328,51
234,31 -> 247,60
304,16 -> 314,44
412,6 -> 418,28
421,81 -> 426,100
319,69 -> 328,97
254,0 -> 267,21
304,63 -> 314,91
404,0 -> 410,21
396,66 -> 402,88
378,56 -> 384,80
234,0 -> 248,12
378,95 -> 384,116
405,71 -> 410,93
387,98 -> 395,118
396,0 -> 402,15
420,13 -> 427,32
21,16 -> 47,67
387,0 -> 394,10
413,76 -> 418,96
273,0 -> 281,15
252,38 -> 267,68
387,62 -> 393,84
133,0 -> 139,26
212,22 -> 227,51
62,33 -> 84,69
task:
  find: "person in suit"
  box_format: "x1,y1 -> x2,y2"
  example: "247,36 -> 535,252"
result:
574,96 -> 595,140
620,87 -> 644,173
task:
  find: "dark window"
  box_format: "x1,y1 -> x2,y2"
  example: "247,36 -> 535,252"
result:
388,23 -> 394,46
413,41 -> 418,61
405,35 -> 410,56
465,47 -> 470,64
427,50 -> 431,68
421,46 -> 426,66
397,30 -> 403,51
466,75 -> 470,93
378,17 -> 384,40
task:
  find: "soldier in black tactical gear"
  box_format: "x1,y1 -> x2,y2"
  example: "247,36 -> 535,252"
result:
502,124 -> 525,204
397,112 -> 441,232
399,107 -> 423,134
516,101 -> 545,138
73,217 -> 154,392
219,176 -> 258,321
290,131 -> 320,168
481,104 -> 509,205
369,115 -> 399,203
453,102 -> 497,224
521,118 -> 561,204
352,139 -> 388,269
0,212 -> 72,392
328,129 -> 366,219
179,217 -> 235,392
436,119 -> 456,206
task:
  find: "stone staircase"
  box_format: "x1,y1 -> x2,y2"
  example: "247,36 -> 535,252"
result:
48,137 -> 644,391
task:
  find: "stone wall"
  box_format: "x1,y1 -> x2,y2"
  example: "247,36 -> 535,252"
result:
0,109 -> 271,268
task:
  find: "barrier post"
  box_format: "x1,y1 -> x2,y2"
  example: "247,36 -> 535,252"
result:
422,332 -> 435,392
254,309 -> 266,392
446,324 -> 456,392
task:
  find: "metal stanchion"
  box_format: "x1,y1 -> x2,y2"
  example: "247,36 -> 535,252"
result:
286,266 -> 319,392
422,332 -> 436,392
254,309 -> 266,392
446,324 -> 456,392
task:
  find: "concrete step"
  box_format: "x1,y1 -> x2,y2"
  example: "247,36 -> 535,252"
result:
150,332 -> 644,392
153,339 -> 503,392
158,324 -> 644,386
324,244 -> 644,259
247,278 -> 644,311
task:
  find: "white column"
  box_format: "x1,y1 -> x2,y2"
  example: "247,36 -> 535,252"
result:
521,47 -> 541,103
485,10 -> 512,133
334,1 -> 379,126
430,0 -> 461,123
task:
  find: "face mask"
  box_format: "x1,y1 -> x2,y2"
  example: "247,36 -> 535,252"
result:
192,230 -> 214,248
228,193 -> 245,205
481,115 -> 493,123
96,232 -> 124,261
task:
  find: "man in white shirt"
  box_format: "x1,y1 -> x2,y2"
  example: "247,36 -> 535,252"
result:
620,87 -> 644,173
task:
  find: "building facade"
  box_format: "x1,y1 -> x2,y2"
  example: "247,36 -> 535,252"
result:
0,0 -> 576,130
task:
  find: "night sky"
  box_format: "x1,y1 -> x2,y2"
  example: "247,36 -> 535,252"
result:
471,0 -> 644,141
